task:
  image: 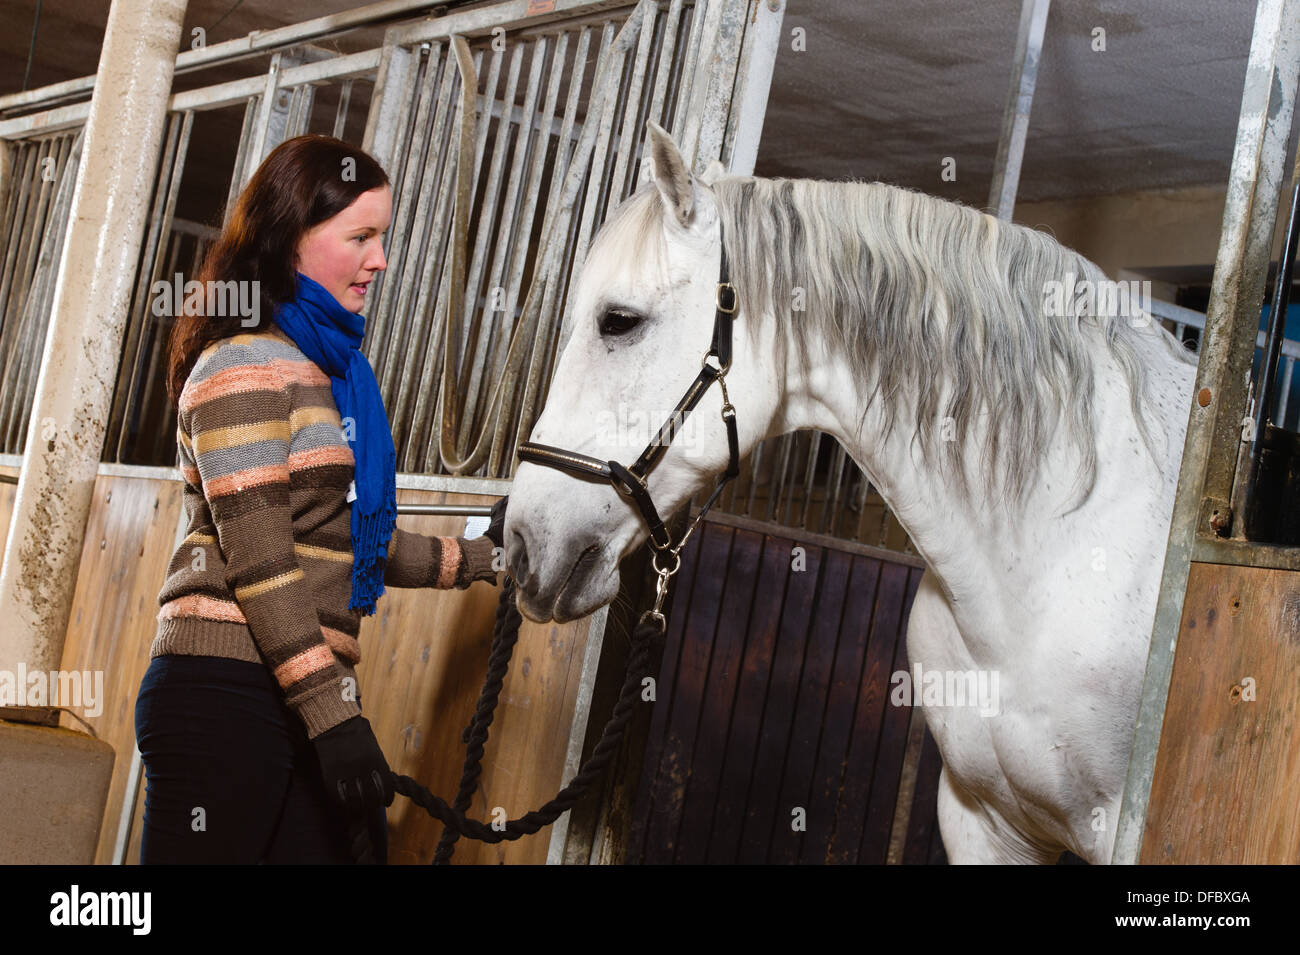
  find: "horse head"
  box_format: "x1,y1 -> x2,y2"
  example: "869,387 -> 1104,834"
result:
504,120 -> 779,623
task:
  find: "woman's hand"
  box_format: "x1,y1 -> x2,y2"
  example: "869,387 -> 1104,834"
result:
312,714 -> 394,861
486,495 -> 508,549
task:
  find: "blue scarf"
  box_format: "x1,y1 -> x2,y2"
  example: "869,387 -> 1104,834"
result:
273,271 -> 395,616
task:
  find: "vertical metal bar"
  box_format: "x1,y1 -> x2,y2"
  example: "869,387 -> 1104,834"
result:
766,432 -> 793,523
332,78 -> 354,138
645,0 -> 685,135
111,110 -> 189,462
1278,356 -> 1294,428
222,97 -> 258,229
0,141 -> 42,329
671,0 -> 709,145
1115,0 -> 1300,865
362,37 -> 417,167
571,22 -> 621,273
722,0 -> 784,175
822,440 -> 847,536
0,142 -> 42,446
798,431 -> 822,528
988,0 -> 1051,221
608,2 -> 657,202
462,38 -> 542,444
368,43 -> 436,380
3,137 -> 72,452
1242,149 -> 1300,518
375,42 -> 443,397
122,111 -> 194,463
396,47 -> 477,467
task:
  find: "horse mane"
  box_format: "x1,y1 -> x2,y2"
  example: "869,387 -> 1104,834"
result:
594,175 -> 1196,511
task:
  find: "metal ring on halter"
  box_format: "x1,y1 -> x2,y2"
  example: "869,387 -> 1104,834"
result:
703,349 -> 731,376
652,548 -> 682,578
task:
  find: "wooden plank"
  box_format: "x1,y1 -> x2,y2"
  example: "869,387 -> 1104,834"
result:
737,538 -> 823,862
767,546 -> 853,864
704,530 -> 790,862
54,473 -> 183,865
625,512 -> 705,863
1141,560 -> 1300,863
357,488 -> 586,866
801,554 -> 882,862
673,525 -> 763,863
859,566 -> 923,862
827,560 -> 909,862
641,521 -> 733,863
903,728 -> 947,865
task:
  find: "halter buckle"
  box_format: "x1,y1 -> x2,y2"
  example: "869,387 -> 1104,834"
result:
716,282 -> 737,314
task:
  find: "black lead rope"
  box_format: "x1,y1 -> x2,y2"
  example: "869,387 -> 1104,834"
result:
381,574 -> 662,864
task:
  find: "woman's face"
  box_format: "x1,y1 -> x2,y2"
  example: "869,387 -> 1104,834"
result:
294,184 -> 392,312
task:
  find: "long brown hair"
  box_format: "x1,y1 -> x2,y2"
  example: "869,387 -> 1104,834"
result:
164,134 -> 390,407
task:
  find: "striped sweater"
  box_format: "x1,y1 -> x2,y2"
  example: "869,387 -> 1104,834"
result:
154,323 -> 498,739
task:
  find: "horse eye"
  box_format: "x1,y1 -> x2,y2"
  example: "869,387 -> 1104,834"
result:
599,308 -> 642,336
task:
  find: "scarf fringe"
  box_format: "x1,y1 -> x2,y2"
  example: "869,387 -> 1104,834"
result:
349,466 -> 398,617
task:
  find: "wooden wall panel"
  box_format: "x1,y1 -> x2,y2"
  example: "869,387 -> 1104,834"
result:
57,473 -> 186,865
1141,560 -> 1300,864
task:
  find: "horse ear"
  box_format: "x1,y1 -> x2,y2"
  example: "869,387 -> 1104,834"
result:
644,120 -> 695,227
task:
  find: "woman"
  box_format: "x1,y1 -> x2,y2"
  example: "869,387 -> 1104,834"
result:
136,134 -> 503,864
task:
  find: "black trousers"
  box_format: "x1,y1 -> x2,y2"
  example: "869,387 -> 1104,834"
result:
134,654 -> 387,864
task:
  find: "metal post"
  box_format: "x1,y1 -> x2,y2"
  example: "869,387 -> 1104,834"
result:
0,0 -> 189,722
1114,0 -> 1300,864
987,0 -> 1050,221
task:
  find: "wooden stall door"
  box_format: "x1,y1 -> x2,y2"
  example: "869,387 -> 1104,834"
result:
627,515 -> 946,864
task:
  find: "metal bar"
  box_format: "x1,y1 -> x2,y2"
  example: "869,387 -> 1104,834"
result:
368,42 -> 434,380
222,97 -> 258,229
1114,0 -> 1300,865
333,78 -> 354,138
1242,147 -> 1300,512
0,141 -> 40,334
798,431 -> 822,528
457,41 -> 528,454
722,0 -> 783,175
1279,356 -> 1294,427
645,0 -> 685,138
376,42 -> 443,399
395,46 -> 470,467
0,0 -> 481,115
111,111 -> 192,463
362,39 -> 417,169
988,0 -> 1050,221
469,37 -> 549,461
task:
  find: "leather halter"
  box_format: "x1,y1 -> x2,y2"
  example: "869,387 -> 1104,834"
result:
516,218 -> 741,566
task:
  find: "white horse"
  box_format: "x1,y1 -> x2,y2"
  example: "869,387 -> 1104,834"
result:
504,120 -> 1198,864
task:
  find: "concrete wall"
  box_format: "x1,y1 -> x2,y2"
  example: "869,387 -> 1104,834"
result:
1014,184 -> 1228,301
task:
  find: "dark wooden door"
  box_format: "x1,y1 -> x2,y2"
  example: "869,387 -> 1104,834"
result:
627,513 -> 947,864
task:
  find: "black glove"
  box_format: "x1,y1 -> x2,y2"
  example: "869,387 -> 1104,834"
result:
485,494 -> 508,549
312,714 -> 395,822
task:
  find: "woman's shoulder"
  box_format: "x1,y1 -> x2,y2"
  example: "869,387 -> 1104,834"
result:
180,325 -> 305,417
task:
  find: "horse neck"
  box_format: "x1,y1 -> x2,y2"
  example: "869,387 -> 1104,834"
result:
775,295 -> 1163,620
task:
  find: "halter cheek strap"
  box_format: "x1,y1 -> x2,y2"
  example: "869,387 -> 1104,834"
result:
517,217 -> 740,556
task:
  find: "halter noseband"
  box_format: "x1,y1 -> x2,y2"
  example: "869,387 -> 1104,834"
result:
516,217 -> 740,617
